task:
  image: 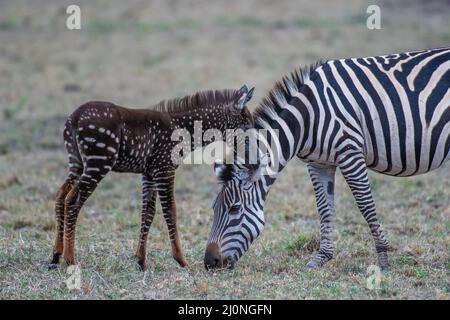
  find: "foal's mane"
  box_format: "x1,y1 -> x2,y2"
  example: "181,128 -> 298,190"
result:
216,61 -> 326,182
151,89 -> 242,114
254,60 -> 325,126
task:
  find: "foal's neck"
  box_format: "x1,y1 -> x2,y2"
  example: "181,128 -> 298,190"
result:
150,89 -> 244,152
170,107 -> 234,136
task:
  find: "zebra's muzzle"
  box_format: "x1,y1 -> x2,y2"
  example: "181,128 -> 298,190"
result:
204,243 -> 224,270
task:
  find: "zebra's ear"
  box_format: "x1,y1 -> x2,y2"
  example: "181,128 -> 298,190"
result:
214,160 -> 234,182
237,85 -> 255,109
260,153 -> 270,167
249,153 -> 269,182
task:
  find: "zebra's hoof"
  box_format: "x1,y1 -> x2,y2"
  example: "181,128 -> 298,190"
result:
378,251 -> 390,272
306,253 -> 331,269
379,263 -> 390,272
306,260 -> 321,269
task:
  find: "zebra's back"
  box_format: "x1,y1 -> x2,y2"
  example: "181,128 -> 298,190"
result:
310,47 -> 450,176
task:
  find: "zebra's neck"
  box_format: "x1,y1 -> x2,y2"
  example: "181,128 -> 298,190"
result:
249,61 -> 325,196
255,84 -> 317,194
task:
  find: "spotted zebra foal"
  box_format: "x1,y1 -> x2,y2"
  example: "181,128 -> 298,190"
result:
206,47 -> 450,271
50,86 -> 254,270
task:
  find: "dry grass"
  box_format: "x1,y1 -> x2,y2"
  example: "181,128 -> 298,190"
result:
0,0 -> 449,299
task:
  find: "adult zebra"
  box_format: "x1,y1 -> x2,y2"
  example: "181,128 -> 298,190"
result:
204,47 -> 450,271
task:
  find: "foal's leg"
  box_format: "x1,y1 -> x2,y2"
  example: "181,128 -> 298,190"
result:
49,164 -> 83,269
155,171 -> 187,267
306,163 -> 337,268
338,151 -> 390,270
62,163 -> 110,265
135,175 -> 157,270
49,178 -> 76,268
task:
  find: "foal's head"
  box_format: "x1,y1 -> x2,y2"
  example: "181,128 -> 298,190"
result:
234,84 -> 254,121
206,84 -> 255,130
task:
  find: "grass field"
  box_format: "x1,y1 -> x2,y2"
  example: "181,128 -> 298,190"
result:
0,0 -> 449,299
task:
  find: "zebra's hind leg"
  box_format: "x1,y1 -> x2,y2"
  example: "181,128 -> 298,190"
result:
306,164 -> 337,268
338,152 -> 390,271
135,175 -> 157,271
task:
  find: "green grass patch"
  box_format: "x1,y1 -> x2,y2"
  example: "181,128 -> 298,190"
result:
347,14 -> 367,25
3,96 -> 28,120
86,18 -> 197,34
392,255 -> 418,267
112,209 -> 138,231
9,218 -> 35,230
235,16 -> 264,27
402,266 -> 429,280
0,115 -> 64,154
284,233 -> 319,255
0,16 -> 19,31
293,18 -> 341,29
400,179 -> 421,192
101,180 -> 115,191
142,54 -> 168,67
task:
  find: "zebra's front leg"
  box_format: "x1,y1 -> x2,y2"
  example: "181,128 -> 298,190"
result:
306,163 -> 336,268
135,175 -> 157,271
155,171 -> 188,267
338,152 -> 390,271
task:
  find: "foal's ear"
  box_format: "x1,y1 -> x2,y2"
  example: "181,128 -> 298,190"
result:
214,159 -> 226,177
237,84 -> 255,109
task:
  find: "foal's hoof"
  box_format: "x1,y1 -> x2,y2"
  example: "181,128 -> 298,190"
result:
137,260 -> 147,271
174,256 -> 188,268
63,257 -> 77,267
48,252 -> 61,270
135,255 -> 147,271
47,263 -> 59,270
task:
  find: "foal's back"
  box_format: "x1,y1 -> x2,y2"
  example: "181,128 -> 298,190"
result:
65,101 -> 173,175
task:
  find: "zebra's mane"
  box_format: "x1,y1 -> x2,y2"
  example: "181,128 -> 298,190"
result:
254,60 -> 325,127
151,89 -> 242,114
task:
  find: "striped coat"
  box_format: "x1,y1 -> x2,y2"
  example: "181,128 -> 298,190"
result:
205,47 -> 449,270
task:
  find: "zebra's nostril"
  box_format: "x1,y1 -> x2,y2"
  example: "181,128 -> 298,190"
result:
204,256 -> 221,270
204,243 -> 223,270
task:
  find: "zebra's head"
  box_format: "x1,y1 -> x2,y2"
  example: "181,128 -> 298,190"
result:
204,157 -> 268,270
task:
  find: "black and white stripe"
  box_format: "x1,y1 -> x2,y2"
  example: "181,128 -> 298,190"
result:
206,47 -> 450,270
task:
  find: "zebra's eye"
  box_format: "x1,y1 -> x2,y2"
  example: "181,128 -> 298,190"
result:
229,204 -> 240,215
